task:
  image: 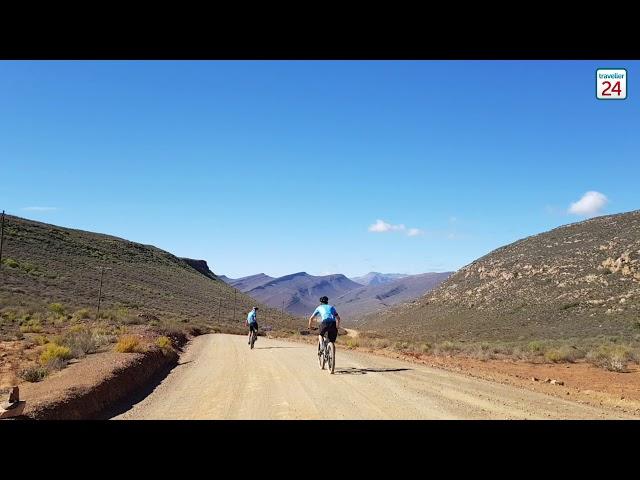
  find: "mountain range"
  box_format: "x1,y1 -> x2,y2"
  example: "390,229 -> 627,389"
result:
220,270 -> 451,318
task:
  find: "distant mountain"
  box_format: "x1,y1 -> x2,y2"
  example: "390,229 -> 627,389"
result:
228,273 -> 274,291
335,272 -> 452,321
358,210 -> 640,343
244,272 -> 362,316
217,275 -> 234,283
351,272 -> 410,286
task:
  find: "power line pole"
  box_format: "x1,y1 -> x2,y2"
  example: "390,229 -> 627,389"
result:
282,299 -> 285,315
96,266 -> 112,319
233,289 -> 237,323
217,297 -> 221,321
0,210 -> 5,271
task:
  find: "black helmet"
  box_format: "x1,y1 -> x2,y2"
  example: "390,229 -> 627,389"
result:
319,296 -> 329,304
253,306 -> 259,310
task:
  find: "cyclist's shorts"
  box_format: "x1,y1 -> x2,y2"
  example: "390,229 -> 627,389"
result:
249,322 -> 258,332
319,321 -> 338,342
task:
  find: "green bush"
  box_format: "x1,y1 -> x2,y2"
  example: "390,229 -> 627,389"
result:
19,365 -> 49,382
58,327 -> 100,357
73,308 -> 92,320
544,345 -> 581,363
528,340 -> 545,353
49,303 -> 65,316
3,258 -> 19,268
19,318 -> 43,333
586,345 -> 636,372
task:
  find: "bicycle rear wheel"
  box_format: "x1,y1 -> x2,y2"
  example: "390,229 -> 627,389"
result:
318,339 -> 325,369
328,342 -> 335,374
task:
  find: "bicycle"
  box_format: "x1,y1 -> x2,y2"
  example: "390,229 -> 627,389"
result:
312,327 -> 335,374
249,326 -> 258,349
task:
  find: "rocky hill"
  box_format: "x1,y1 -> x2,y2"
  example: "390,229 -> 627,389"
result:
358,210 -> 640,342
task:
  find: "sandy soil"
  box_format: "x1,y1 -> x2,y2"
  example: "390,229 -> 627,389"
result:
114,334 -> 634,419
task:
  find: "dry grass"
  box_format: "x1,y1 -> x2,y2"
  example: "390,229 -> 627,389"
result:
115,335 -> 142,353
155,336 -> 172,350
39,343 -> 72,368
586,345 -> 636,372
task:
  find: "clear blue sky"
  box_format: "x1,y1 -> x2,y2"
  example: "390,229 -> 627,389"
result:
1,61 -> 638,278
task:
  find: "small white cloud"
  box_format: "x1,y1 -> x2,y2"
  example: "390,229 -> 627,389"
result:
407,228 -> 424,237
22,206 -> 58,212
368,219 -> 406,233
568,191 -> 608,217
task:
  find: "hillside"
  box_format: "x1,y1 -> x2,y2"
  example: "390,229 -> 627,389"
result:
351,272 -> 410,286
0,215 -> 301,334
246,272 -> 362,316
358,210 -> 640,342
335,272 -> 452,320
226,273 -> 274,291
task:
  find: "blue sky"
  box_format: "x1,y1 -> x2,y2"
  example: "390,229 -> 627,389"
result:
1,61 -> 638,278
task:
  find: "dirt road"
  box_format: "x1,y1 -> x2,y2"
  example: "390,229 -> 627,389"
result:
113,334 -> 634,419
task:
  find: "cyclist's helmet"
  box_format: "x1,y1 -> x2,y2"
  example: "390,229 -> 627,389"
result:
253,306 -> 259,310
319,296 -> 329,304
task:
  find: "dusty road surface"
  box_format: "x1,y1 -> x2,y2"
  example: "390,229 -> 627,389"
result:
113,334 -> 634,419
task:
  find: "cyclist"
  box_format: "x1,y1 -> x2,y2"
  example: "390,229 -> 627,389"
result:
308,296 -> 341,350
247,306 -> 259,345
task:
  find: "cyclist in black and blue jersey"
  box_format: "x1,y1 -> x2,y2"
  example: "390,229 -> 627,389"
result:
308,296 -> 341,345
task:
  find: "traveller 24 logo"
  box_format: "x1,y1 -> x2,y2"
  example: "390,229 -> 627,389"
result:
596,69 -> 627,100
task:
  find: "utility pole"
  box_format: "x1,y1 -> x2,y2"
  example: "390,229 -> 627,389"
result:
0,210 -> 5,271
282,299 -> 285,315
96,266 -> 112,319
217,297 -> 221,320
233,289 -> 237,323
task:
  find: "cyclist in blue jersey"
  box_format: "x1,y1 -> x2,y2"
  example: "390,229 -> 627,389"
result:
247,306 -> 259,345
308,296 -> 341,346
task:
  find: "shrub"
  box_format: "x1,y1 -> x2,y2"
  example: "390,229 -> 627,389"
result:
49,303 -> 65,316
115,335 -> 141,353
19,365 -> 49,382
345,339 -> 359,349
59,328 -> 99,357
19,319 -> 43,333
3,258 -> 19,268
155,336 -> 172,350
544,345 -> 581,363
528,341 -> 545,353
33,335 -> 49,346
586,345 -> 636,372
434,340 -> 461,355
40,343 -> 72,367
74,308 -> 92,320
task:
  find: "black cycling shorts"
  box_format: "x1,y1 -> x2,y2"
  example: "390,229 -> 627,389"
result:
319,321 -> 338,342
249,322 -> 258,332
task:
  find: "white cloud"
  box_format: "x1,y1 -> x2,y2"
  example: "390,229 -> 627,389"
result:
22,206 -> 58,212
368,219 -> 406,233
368,219 -> 426,237
568,191 -> 608,216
